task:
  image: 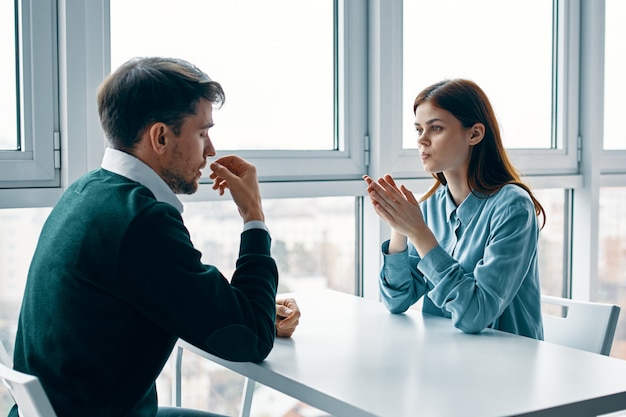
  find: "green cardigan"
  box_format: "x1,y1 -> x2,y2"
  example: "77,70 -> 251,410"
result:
11,169 -> 278,417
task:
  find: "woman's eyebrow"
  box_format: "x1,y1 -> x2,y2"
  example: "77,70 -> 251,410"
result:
414,118 -> 443,127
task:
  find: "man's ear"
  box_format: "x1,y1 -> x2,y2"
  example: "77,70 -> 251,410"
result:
147,123 -> 169,155
468,123 -> 485,145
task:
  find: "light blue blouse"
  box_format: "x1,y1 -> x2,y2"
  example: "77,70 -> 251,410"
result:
379,184 -> 544,339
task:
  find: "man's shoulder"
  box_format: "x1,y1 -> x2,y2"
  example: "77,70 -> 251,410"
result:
72,168 -> 140,188
64,169 -> 161,213
70,168 -> 146,193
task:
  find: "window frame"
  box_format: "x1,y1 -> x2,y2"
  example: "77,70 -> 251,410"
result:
106,0 -> 369,184
0,0 -> 59,189
603,151 -> 626,174
2,0 -> 625,306
381,0 -> 580,180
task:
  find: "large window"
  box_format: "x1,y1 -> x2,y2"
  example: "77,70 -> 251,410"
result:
4,0 -> 626,414
111,0 -> 334,151
0,207 -> 51,348
182,197 -> 356,294
395,0 -> 572,298
109,0 -> 367,182
403,0 -> 553,150
599,0 -> 626,360
0,206 -> 52,417
156,196 -> 356,416
394,0 -> 578,178
0,0 -> 59,189
0,197 -> 355,416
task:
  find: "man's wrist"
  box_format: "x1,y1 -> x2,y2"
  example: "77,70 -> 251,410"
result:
242,207 -> 265,223
243,220 -> 269,233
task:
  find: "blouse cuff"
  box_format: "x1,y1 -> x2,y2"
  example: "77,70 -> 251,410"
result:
380,240 -> 412,286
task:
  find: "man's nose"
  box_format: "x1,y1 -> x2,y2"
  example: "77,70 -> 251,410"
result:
205,136 -> 216,157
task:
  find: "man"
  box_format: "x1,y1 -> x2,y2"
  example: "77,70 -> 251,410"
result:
10,57 -> 299,417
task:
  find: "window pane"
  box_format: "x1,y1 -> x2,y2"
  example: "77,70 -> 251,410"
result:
0,0 -> 18,151
157,196 -> 356,415
403,0 -> 553,149
535,189 -> 566,297
182,196 -> 356,294
0,207 -> 52,355
604,0 -> 626,150
597,187 -> 626,359
0,198 -> 354,414
110,0 -> 335,151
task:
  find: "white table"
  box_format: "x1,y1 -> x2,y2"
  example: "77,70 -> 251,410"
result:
179,289 -> 626,417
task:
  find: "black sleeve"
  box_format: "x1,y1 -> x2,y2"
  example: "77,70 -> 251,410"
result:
119,203 -> 278,362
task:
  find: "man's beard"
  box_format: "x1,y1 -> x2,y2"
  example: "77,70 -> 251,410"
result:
162,169 -> 198,195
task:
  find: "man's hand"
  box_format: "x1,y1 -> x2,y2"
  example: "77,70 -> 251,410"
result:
209,155 -> 264,223
275,298 -> 300,338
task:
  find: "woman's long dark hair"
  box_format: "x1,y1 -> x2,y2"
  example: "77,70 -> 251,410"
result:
414,79 -> 546,228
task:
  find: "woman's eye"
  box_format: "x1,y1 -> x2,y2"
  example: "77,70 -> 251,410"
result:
431,126 -> 442,132
415,128 -> 423,136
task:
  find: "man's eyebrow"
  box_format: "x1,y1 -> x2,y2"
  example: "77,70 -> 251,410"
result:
414,118 -> 443,127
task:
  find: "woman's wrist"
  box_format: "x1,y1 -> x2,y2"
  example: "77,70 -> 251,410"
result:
408,227 -> 438,258
388,231 -> 408,253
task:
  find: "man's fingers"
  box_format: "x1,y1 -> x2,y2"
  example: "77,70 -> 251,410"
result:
277,305 -> 294,318
210,162 -> 233,179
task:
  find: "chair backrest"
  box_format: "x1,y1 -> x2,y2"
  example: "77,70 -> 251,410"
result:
0,339 -> 57,417
541,294 -> 621,356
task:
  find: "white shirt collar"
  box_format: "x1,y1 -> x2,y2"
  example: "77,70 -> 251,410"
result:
100,147 -> 184,213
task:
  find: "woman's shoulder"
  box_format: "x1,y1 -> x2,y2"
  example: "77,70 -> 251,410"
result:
491,183 -> 533,201
486,184 -> 535,216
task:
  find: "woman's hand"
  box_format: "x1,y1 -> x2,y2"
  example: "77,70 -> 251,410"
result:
363,174 -> 424,235
363,174 -> 437,257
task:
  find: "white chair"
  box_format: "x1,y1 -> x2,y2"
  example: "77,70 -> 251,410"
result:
0,339 -> 58,417
541,294 -> 621,356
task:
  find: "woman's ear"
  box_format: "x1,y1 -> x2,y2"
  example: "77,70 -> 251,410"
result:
147,123 -> 169,155
468,123 -> 485,145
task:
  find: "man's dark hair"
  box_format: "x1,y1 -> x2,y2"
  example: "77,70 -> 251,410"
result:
97,57 -> 225,150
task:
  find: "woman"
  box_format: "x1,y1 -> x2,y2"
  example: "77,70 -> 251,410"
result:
364,79 -> 545,339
